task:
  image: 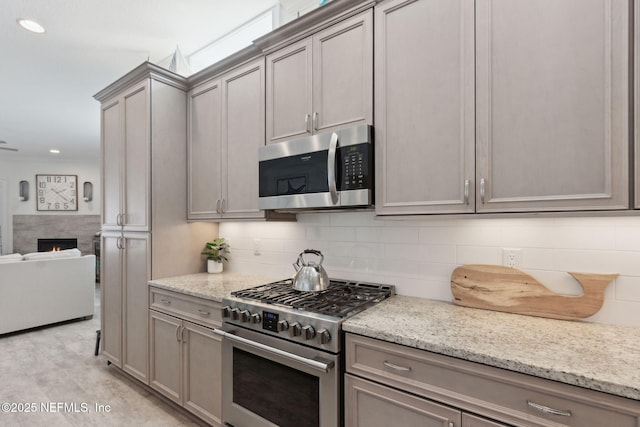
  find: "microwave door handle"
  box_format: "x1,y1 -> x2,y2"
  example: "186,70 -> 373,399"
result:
327,132 -> 339,205
214,329 -> 335,373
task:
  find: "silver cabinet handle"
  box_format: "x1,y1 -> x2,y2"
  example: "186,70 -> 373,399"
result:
327,132 -> 339,205
176,325 -> 182,343
216,199 -> 221,214
214,329 -> 334,373
181,326 -> 186,343
115,237 -> 121,250
221,198 -> 226,213
305,114 -> 311,134
464,179 -> 470,204
383,360 -> 411,372
527,400 -> 571,417
116,213 -> 122,226
116,236 -> 125,250
160,298 -> 171,305
480,178 -> 486,204
198,309 -> 210,316
312,112 -> 318,131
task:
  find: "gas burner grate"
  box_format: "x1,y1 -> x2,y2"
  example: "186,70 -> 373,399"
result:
231,279 -> 394,318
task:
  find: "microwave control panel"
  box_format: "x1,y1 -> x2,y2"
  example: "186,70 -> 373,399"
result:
338,143 -> 370,191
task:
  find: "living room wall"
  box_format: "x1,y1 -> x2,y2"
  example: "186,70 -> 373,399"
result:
0,156 -> 100,254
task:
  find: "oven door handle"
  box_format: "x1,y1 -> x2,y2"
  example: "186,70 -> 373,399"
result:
214,329 -> 335,373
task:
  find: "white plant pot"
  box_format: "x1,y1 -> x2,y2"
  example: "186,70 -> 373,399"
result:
207,259 -> 223,274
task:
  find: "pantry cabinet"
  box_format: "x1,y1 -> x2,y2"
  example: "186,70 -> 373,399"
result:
265,10 -> 373,144
375,0 -> 630,215
149,287 -> 222,426
188,57 -> 270,220
95,63 -> 217,385
345,333 -> 640,427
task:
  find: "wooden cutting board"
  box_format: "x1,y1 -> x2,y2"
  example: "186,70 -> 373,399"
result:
450,264 -> 617,320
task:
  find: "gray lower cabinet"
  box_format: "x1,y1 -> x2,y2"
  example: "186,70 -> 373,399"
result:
345,333 -> 640,427
375,0 -> 630,215
101,231 -> 150,384
149,287 -> 222,426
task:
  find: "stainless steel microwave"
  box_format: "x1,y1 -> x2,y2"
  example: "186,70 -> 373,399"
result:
258,125 -> 373,210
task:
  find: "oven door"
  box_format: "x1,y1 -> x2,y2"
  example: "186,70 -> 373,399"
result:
215,324 -> 340,427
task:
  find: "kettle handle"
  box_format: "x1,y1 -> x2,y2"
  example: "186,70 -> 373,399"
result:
300,249 -> 324,266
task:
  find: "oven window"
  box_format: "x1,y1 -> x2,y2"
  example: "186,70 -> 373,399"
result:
233,348 -> 319,427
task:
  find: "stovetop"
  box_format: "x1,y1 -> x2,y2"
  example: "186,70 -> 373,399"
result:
230,278 -> 394,318
221,278 -> 395,353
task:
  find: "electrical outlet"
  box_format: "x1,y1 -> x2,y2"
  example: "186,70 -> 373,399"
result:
253,238 -> 262,256
502,248 -> 522,268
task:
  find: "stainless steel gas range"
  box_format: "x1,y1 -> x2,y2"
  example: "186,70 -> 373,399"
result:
214,278 -> 395,427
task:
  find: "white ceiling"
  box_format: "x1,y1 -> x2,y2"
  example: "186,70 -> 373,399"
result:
0,0 -> 278,160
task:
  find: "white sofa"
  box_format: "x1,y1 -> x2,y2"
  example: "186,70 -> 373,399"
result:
0,250 -> 95,335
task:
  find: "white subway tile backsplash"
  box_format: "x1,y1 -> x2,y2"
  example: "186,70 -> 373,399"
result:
615,276 -> 640,302
220,214 -> 640,327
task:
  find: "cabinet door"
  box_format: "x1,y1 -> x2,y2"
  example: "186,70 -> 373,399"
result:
183,321 -> 222,426
476,0 -> 629,212
101,98 -> 122,229
266,38 -> 312,144
122,81 -> 151,229
375,0 -> 475,215
149,310 -> 182,404
221,58 -> 266,219
462,413 -> 509,427
100,233 -> 122,366
122,232 -> 150,383
188,79 -> 223,220
312,10 -> 373,134
345,374 -> 461,427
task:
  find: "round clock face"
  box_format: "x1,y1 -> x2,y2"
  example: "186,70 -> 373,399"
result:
36,175 -> 78,211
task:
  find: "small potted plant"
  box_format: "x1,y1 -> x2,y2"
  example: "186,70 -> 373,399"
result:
201,238 -> 230,274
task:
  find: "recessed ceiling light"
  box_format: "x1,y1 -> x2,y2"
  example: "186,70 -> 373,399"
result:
17,18 -> 45,34
49,149 -> 60,154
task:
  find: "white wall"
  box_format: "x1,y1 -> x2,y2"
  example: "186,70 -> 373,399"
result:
0,156 -> 100,253
220,212 -> 640,327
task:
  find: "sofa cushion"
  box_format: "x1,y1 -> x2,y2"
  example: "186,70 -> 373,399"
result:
0,253 -> 23,263
22,248 -> 82,260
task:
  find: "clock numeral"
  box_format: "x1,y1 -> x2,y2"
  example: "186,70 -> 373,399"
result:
39,182 -> 46,188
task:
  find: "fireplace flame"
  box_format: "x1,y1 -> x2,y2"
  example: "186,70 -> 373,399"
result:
49,247 -> 61,252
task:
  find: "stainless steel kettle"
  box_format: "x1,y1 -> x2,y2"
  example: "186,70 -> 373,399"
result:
292,249 -> 330,292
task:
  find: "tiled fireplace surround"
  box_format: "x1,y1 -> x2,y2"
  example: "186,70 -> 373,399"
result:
13,215 -> 100,255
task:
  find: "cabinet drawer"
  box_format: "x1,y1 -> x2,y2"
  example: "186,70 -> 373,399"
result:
346,334 -> 639,427
149,287 -> 221,328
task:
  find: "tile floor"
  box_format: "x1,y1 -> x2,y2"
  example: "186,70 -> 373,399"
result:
0,284 -> 205,426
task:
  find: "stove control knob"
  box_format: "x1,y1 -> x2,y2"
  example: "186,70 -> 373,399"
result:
221,306 -> 232,318
302,325 -> 316,340
250,313 -> 262,324
290,322 -> 302,337
317,329 -> 331,345
240,310 -> 251,323
230,308 -> 241,320
277,320 -> 289,332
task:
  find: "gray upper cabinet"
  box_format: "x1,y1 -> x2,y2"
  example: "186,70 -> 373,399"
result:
475,0 -> 629,213
636,2 -> 640,210
266,10 -> 373,144
188,57 -> 267,220
376,0 -> 630,216
375,0 -> 475,215
188,80 -> 222,219
101,80 -> 150,230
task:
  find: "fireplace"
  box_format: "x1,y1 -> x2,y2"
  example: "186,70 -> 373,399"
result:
37,238 -> 78,252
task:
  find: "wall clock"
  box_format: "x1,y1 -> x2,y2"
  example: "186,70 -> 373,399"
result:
36,174 -> 78,211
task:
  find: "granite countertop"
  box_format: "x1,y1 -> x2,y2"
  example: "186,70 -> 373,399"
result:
149,272 -> 277,301
343,295 -> 640,401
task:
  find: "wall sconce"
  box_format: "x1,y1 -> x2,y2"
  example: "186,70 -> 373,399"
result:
19,180 -> 29,201
83,181 -> 93,202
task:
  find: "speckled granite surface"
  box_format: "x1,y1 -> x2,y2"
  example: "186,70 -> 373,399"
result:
149,272 -> 277,301
343,296 -> 640,401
